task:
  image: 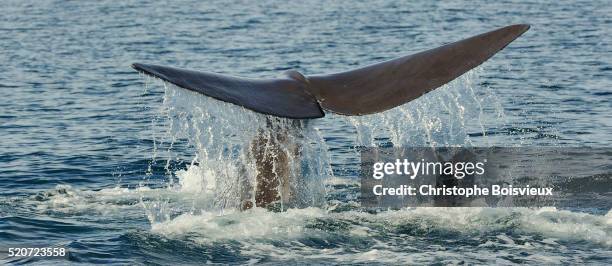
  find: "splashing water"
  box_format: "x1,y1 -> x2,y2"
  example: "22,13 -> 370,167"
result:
140,79 -> 332,222
341,68 -> 505,148
7,57 -> 607,266
3,1 -> 610,263
138,68 -> 505,223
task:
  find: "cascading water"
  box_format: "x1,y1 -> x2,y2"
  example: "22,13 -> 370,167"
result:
139,67 -> 504,223
140,78 -> 332,223
340,68 -> 504,148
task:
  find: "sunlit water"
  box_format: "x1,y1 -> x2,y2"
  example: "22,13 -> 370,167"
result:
1,0 -> 610,264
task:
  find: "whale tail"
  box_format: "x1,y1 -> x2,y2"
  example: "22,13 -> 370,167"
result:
132,25 -> 530,209
132,24 -> 529,119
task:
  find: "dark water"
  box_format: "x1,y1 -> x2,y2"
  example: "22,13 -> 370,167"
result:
1,0 -> 611,264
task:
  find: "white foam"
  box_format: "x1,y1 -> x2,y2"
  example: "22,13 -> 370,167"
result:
176,163 -> 217,193
147,206 -> 612,246
29,184 -> 150,216
22,182 -> 610,263
138,206 -> 608,264
151,207 -> 326,241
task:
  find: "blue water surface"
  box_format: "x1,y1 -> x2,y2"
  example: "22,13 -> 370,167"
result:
1,0 -> 610,264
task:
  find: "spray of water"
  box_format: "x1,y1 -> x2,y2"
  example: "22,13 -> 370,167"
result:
140,79 -> 332,222
340,68 -> 502,147
139,67 -> 504,224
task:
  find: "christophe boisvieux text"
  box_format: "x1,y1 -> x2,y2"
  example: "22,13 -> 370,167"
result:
371,159 -> 553,197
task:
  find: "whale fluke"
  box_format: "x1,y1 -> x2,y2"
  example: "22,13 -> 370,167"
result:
133,24 -> 529,118
307,24 -> 530,115
132,63 -> 324,119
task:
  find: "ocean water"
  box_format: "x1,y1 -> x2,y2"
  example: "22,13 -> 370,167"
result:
1,0 -> 611,264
